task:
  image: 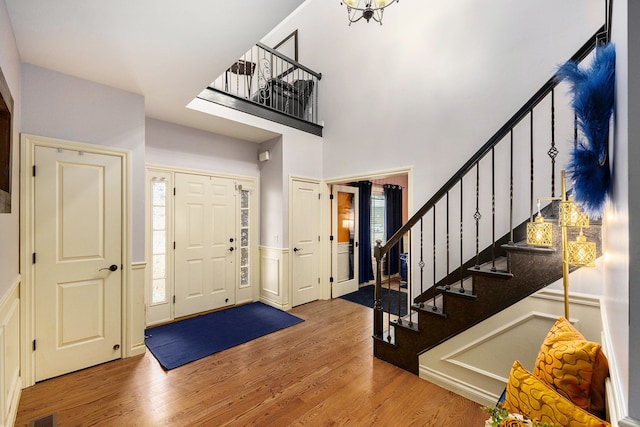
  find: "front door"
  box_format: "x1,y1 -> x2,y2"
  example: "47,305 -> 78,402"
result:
331,185 -> 359,297
174,173 -> 236,318
291,179 -> 320,306
34,146 -> 123,382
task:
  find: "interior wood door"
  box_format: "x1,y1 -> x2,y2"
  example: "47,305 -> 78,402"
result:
174,174 -> 236,318
34,146 -> 123,382
291,179 -> 320,307
331,185 -> 359,298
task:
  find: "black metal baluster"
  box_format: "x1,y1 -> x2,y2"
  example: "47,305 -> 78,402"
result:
419,217 -> 426,309
509,129 -> 515,245
433,206 -> 437,293
509,129 -> 514,245
446,192 -> 450,289
549,88 -> 558,197
386,252 -> 392,343
530,110 -> 535,222
491,147 -> 497,272
474,162 -> 481,269
396,239 -> 402,325
407,229 -> 413,327
459,177 -> 465,293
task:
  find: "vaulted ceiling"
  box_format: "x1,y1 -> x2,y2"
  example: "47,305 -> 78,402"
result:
6,0 -> 305,141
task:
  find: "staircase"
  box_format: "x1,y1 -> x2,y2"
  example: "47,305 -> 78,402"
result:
372,27 -> 606,375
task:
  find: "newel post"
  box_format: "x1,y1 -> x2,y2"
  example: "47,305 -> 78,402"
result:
373,239 -> 383,339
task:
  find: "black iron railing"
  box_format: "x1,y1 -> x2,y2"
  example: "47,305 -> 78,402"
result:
373,26 -> 605,342
206,43 -> 322,124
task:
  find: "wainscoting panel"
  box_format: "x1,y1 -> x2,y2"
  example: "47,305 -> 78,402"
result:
419,289 -> 603,407
259,246 -> 290,310
129,262 -> 147,356
1,275 -> 21,427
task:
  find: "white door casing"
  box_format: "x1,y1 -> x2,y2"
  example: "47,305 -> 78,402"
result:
174,173 -> 236,317
34,146 -> 123,382
331,185 -> 359,298
291,179 -> 321,307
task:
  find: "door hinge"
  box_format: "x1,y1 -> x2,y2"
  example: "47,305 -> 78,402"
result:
32,253 -> 36,264
329,276 -> 334,283
173,295 -> 176,304
173,241 -> 176,250
329,194 -> 334,200
318,193 -> 321,200
32,165 -> 36,177
173,187 -> 176,196
33,339 -> 36,351
318,277 -> 320,284
318,236 -> 320,242
329,235 -> 334,241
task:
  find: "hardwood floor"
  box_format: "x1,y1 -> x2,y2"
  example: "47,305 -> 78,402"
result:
15,299 -> 488,426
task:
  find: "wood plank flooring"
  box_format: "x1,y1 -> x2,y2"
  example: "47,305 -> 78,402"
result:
15,299 -> 488,426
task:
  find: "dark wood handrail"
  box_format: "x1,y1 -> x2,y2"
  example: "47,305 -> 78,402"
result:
376,25 -> 604,260
256,42 -> 322,80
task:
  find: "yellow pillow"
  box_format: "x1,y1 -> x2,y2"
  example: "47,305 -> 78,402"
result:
504,360 -> 610,427
533,317 -> 609,418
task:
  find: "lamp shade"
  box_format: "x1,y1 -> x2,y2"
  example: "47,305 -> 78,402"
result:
567,233 -> 596,267
527,215 -> 553,247
560,199 -> 590,228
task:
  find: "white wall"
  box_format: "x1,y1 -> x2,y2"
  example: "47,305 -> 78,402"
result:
264,0 -> 602,202
145,117 -> 261,177
188,98 -> 323,248
0,2 -> 22,425
21,64 -> 146,261
259,136 -> 284,247
0,0 -> 21,298
607,1 -> 640,424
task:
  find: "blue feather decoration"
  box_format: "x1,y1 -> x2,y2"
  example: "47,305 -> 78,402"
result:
557,43 -> 615,218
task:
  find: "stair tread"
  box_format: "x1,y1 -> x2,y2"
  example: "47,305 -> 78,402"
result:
502,241 -> 557,254
438,279 -> 477,298
469,256 -> 513,278
413,294 -> 446,316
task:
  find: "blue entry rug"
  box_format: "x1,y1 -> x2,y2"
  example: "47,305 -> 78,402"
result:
339,285 -> 408,317
145,302 -> 304,370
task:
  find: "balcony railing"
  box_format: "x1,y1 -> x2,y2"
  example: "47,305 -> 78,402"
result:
205,42 -> 322,126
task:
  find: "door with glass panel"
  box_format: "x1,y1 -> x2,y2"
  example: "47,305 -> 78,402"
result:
174,173 -> 236,318
331,185 -> 359,298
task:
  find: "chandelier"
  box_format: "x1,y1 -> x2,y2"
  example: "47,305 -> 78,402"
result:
340,0 -> 399,25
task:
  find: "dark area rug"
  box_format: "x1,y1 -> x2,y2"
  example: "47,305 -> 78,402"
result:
339,285 -> 408,316
145,302 -> 304,370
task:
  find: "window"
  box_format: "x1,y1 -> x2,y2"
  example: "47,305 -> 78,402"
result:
151,178 -> 168,304
239,189 -> 250,287
370,189 -> 385,254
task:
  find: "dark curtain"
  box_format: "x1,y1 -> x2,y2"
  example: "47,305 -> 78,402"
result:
384,184 -> 403,275
351,181 -> 375,283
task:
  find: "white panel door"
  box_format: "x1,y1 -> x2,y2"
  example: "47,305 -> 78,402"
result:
34,146 -> 122,382
291,179 -> 320,307
331,185 -> 359,298
175,174 -> 236,318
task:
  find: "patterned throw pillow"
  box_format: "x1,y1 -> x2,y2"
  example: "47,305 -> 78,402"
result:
533,317 -> 609,418
504,360 -> 610,427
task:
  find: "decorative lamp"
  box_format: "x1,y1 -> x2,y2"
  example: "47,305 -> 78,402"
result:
340,0 -> 399,25
527,213 -> 553,247
559,197 -> 590,228
567,231 -> 597,267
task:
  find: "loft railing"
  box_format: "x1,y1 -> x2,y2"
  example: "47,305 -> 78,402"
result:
373,26 -> 606,342
206,43 -> 322,124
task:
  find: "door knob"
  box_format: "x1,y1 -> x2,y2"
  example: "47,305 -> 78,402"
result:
293,247 -> 302,252
229,246 -> 235,252
100,264 -> 118,272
